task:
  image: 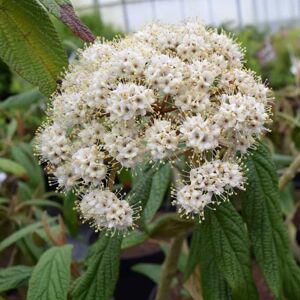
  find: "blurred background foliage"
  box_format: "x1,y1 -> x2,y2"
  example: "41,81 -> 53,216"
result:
1,7 -> 300,299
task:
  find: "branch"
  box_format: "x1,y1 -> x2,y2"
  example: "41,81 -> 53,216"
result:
155,234 -> 185,300
279,153 -> 300,191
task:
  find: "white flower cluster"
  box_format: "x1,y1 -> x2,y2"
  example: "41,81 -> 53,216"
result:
35,21 -> 272,231
176,160 -> 244,219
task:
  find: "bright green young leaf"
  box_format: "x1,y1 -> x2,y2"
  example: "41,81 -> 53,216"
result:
71,235 -> 122,300
242,141 -> 300,299
27,245 -> 73,300
38,0 -> 95,42
143,163 -> 172,222
132,263 -> 161,283
0,158 -> 27,177
187,221 -> 232,300
0,265 -> 32,293
198,202 -> 258,300
0,0 -> 67,96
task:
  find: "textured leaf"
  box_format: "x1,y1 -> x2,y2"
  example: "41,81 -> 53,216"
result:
282,255 -> 300,299
198,202 -> 257,300
242,141 -> 300,299
132,263 -> 161,283
143,163 -> 172,222
0,265 -> 32,292
128,165 -> 159,209
27,245 -> 72,300
38,0 -> 95,42
71,235 -> 122,300
0,0 -> 67,96
188,222 -> 232,300
0,158 -> 27,177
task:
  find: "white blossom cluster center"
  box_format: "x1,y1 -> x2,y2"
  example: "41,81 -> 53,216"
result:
35,21 -> 272,231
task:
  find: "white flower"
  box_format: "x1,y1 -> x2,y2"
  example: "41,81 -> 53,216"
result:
79,190 -> 134,231
35,20 -> 272,229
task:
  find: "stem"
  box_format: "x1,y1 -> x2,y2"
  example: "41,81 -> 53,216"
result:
279,153 -> 300,191
155,234 -> 185,300
108,164 -> 118,191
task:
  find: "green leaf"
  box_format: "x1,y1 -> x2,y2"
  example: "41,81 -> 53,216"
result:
282,255 -> 300,299
27,245 -> 73,300
0,0 -> 67,96
188,221 -> 232,300
0,218 -> 56,253
148,213 -> 193,239
132,263 -> 161,283
128,165 -> 159,209
0,88 -> 42,110
242,141 -> 300,299
121,230 -> 148,250
11,143 -> 45,192
0,158 -> 27,177
0,265 -> 32,292
38,0 -> 95,43
143,164 -> 172,222
19,199 -> 62,210
198,202 -> 258,300
71,235 -> 122,300
63,191 -> 78,236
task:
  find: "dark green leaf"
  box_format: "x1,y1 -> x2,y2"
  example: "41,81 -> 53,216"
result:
143,164 -> 172,222
0,0 -> 67,96
38,0 -> 95,42
63,191 -> 78,236
189,222 -> 232,300
71,235 -> 122,300
282,255 -> 300,299
199,202 -> 257,300
242,141 -> 300,299
27,245 -> 73,300
0,158 -> 27,177
0,265 -> 32,292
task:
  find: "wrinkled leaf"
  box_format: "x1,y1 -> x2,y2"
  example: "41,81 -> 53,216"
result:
242,141 -> 300,299
187,221 -> 232,300
143,163 -> 172,222
0,265 -> 32,293
38,0 -> 95,42
71,235 -> 122,300
27,245 -> 72,300
197,202 -> 257,300
0,0 -> 67,96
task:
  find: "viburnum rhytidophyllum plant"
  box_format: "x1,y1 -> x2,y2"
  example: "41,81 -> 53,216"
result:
35,21 -> 271,235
